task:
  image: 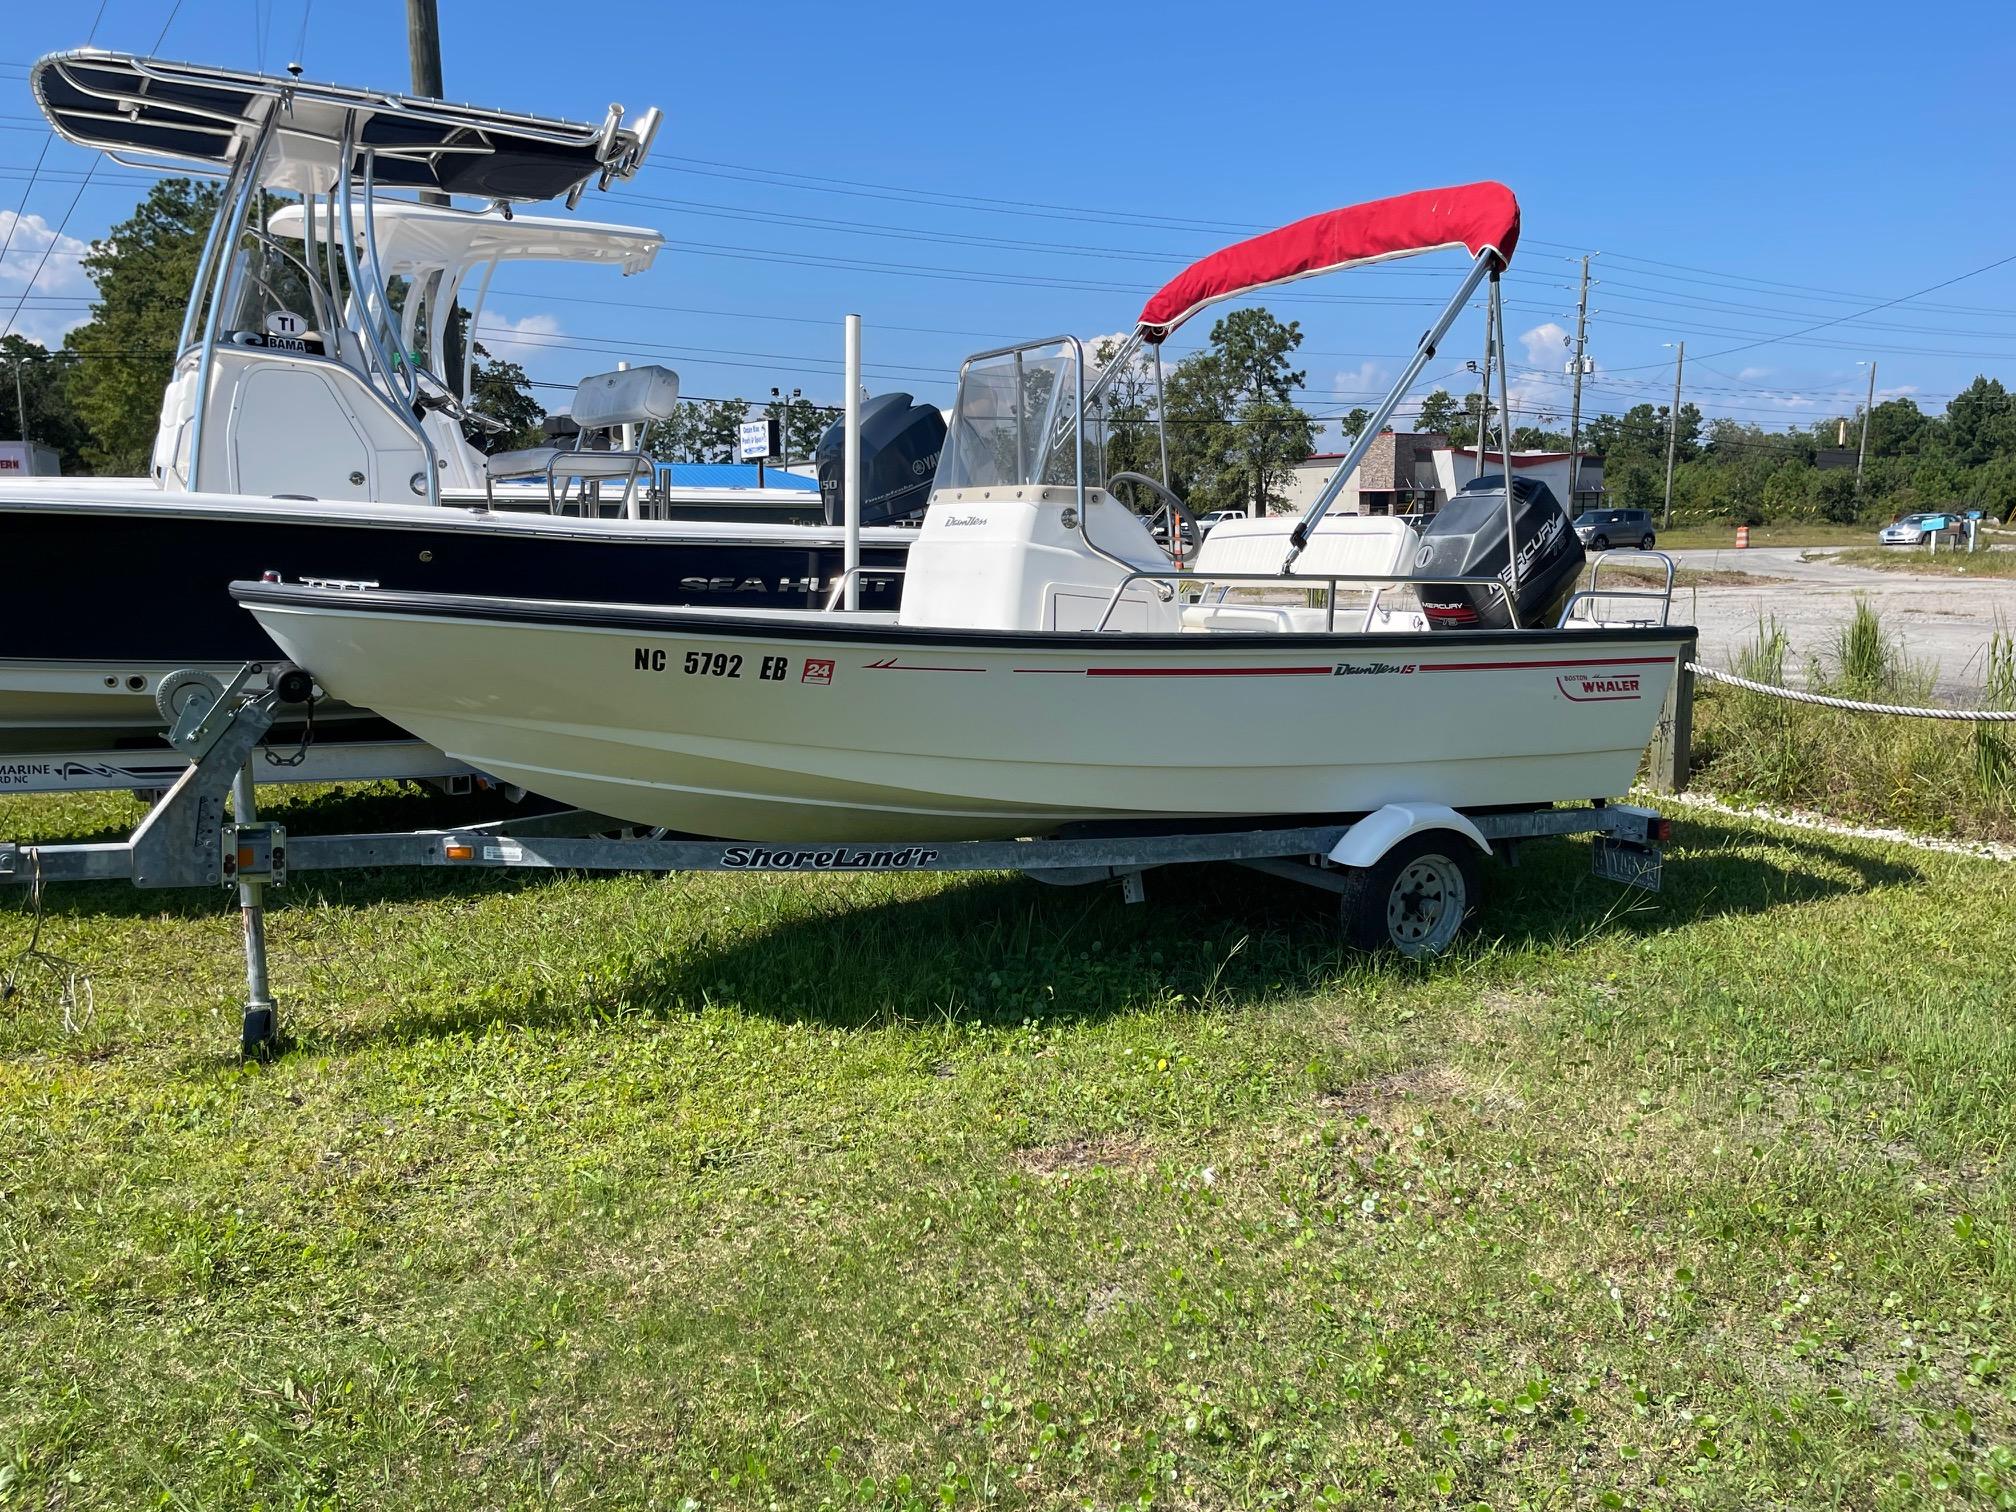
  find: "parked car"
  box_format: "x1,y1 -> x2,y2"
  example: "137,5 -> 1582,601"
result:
1878,512 -> 1966,547
1571,508 -> 1657,550
1197,510 -> 1247,535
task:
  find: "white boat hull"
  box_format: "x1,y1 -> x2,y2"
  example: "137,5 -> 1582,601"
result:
242,586 -> 1692,841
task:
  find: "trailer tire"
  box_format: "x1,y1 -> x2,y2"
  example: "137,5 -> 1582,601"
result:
1335,830 -> 1481,957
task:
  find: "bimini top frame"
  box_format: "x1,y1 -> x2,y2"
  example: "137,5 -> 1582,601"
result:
30,50 -> 661,504
1019,182 -> 1535,589
33,50 -> 660,202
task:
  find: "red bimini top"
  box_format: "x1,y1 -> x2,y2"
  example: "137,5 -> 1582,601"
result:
1135,181 -> 1520,344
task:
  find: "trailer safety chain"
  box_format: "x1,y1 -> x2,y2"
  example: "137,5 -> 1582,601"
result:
1687,662 -> 2016,722
261,692 -> 318,768
0,851 -> 95,1034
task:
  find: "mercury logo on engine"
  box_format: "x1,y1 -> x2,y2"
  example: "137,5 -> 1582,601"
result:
719,845 -> 942,869
1557,672 -> 1643,702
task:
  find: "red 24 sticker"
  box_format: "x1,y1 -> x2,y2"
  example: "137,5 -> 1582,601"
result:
802,658 -> 835,685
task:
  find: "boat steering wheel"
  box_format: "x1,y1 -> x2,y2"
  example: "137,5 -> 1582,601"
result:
1108,472 -> 1201,566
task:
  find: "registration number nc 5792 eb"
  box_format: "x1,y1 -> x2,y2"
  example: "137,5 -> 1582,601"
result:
631,647 -> 789,681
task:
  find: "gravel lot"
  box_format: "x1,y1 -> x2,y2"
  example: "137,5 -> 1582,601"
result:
1666,544 -> 2016,700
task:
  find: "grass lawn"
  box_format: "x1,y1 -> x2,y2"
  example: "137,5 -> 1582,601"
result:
1823,547 -> 2016,580
1654,522 -> 1877,552
2,783 -> 2013,1509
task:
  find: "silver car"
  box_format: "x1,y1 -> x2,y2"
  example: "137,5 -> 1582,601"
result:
1879,512 -> 1962,547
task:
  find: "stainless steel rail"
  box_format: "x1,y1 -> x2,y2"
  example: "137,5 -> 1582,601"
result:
1093,569 -> 1520,633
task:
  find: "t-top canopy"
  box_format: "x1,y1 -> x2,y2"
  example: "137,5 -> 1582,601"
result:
1134,181 -> 1520,343
33,50 -> 658,202
266,200 -> 663,276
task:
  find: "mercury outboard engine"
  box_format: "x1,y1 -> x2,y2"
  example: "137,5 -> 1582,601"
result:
816,393 -> 947,527
1412,474 -> 1585,630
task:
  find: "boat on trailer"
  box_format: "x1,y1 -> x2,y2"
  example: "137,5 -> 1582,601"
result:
238,182 -> 1696,843
0,50 -> 913,755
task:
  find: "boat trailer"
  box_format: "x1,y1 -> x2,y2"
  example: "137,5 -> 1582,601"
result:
0,671 -> 1669,1057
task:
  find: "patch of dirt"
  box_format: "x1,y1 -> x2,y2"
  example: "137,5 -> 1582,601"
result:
1317,1061 -> 1524,1131
1606,567 -> 1789,589
1320,1063 -> 1469,1117
1014,1133 -> 1151,1180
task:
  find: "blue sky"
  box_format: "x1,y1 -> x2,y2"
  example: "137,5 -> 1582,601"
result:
4,0 -> 2013,444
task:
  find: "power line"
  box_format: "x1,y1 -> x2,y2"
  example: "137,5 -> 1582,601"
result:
1603,249 -> 2016,370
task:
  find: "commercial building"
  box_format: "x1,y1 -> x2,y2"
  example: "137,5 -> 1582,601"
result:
1279,431 -> 1447,516
1432,448 -> 1603,512
1279,434 -> 1603,517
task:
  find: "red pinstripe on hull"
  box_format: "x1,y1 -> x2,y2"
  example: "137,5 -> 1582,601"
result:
1013,654 -> 1675,678
1417,655 -> 1676,673
1081,666 -> 1333,678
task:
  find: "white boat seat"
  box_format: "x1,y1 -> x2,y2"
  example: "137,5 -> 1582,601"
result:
484,447 -> 651,482
1190,512 -> 1419,581
1179,602 -> 1333,634
568,364 -> 681,430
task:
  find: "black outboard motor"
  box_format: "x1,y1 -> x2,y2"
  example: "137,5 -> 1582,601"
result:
1413,474 -> 1585,630
816,393 -> 947,527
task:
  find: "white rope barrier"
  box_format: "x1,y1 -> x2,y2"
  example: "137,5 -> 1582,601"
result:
1688,662 -> 2016,722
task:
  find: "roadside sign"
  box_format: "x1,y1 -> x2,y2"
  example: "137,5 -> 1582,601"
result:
737,418 -> 778,462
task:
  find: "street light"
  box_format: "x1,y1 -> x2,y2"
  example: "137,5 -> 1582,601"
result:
771,384 -> 804,467
1855,360 -> 1876,490
1660,340 -> 1685,529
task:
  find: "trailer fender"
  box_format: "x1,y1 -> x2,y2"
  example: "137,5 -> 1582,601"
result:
1327,804 -> 1492,870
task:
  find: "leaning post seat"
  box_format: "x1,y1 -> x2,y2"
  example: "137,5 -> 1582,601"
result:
1181,513 -> 1422,632
484,364 -> 682,513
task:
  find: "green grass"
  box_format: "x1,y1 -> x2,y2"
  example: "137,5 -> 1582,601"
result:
1824,547 -> 2016,579
1692,606 -> 2016,842
1654,521 -> 1877,551
3,782 -> 2014,1509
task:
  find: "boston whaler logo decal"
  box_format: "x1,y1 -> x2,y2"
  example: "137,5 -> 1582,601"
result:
1333,662 -> 1417,676
720,844 -> 941,870
1556,669 -> 1644,702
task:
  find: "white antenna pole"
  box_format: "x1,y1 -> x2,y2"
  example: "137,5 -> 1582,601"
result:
843,313 -> 862,610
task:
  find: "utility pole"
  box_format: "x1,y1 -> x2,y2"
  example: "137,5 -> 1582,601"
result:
1662,340 -> 1684,529
1566,254 -> 1591,507
1475,307 -> 1494,483
406,0 -> 447,206
1856,359 -> 1877,490
12,357 -> 26,444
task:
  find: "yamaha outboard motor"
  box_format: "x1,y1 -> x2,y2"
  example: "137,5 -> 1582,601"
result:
816,392 -> 947,527
1413,474 -> 1585,630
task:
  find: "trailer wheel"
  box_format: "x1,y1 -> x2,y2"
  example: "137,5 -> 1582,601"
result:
1336,831 -> 1481,957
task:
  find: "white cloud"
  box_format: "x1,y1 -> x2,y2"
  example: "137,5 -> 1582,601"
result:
1081,330 -> 1138,371
1876,383 -> 1920,402
1753,390 -> 1817,411
1519,321 -> 1571,368
1504,321 -> 1579,427
0,209 -> 97,345
470,309 -> 564,365
1736,366 -> 1772,382
1330,359 -> 1390,403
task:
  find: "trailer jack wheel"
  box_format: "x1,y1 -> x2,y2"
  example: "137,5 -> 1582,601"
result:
1335,831 -> 1481,957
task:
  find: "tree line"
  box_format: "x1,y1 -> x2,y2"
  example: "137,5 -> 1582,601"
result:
12,177 -> 2014,523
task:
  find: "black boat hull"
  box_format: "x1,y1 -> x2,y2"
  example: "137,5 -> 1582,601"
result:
1,500 -> 909,751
